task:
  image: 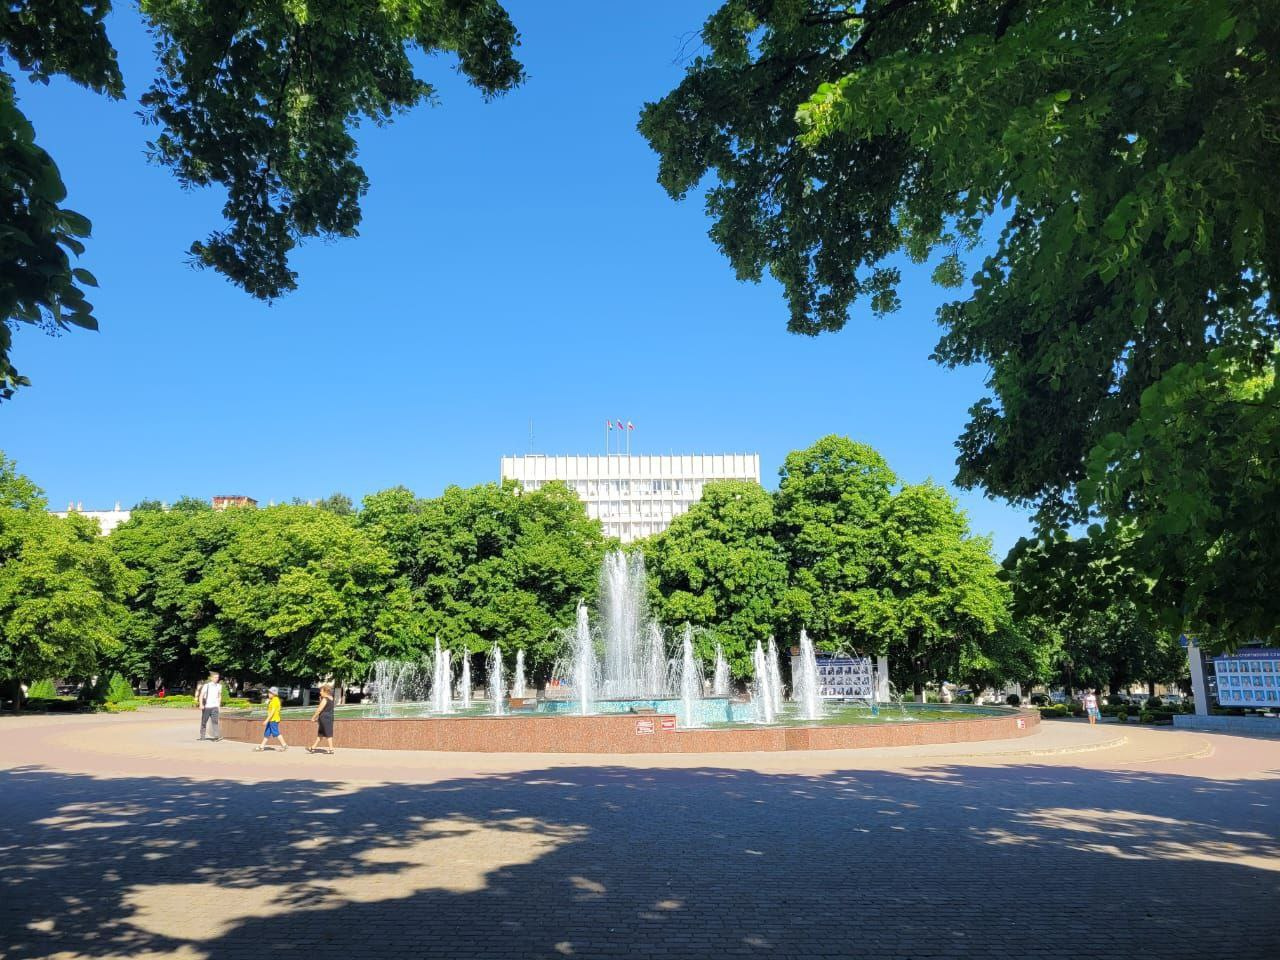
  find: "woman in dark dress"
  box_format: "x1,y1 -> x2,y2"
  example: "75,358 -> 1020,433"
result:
308,683 -> 336,754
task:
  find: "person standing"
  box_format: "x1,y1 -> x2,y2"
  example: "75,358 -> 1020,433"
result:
254,686 -> 288,751
308,683 -> 336,755
196,671 -> 223,741
1083,689 -> 1100,726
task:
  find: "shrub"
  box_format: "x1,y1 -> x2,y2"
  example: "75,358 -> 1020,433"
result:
134,694 -> 251,710
27,679 -> 57,699
1038,704 -> 1071,719
1005,693 -> 1021,707
1029,693 -> 1049,706
1147,696 -> 1164,710
106,674 -> 136,704
1115,710 -> 1126,723
103,701 -> 138,713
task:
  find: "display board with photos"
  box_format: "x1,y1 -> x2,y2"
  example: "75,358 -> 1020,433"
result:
816,656 -> 874,699
1213,648 -> 1280,708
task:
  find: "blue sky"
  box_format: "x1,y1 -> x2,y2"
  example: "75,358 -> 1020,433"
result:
2,1 -> 1031,555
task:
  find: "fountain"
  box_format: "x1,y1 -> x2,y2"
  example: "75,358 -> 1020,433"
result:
598,551 -> 668,697
712,644 -> 730,697
794,629 -> 822,721
885,680 -> 914,720
488,644 -> 506,716
321,551 -> 1024,751
457,654 -> 472,709
751,639 -> 776,724
766,636 -> 785,716
678,625 -> 704,728
368,659 -> 422,718
513,649 -> 527,698
570,602 -> 597,715
430,637 -> 453,715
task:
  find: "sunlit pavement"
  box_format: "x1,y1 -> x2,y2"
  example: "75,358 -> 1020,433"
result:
2,713 -> 1276,959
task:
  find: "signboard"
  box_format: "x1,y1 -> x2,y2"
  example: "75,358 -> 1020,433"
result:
634,718 -> 655,735
815,656 -> 874,700
660,716 -> 676,732
1212,648 -> 1280,708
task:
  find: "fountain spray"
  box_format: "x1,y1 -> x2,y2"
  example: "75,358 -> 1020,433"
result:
488,644 -> 506,716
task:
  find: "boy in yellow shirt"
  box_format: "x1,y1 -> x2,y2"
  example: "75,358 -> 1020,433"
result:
254,686 -> 289,751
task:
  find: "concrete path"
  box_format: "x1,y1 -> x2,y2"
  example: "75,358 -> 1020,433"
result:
1,712 -> 1276,959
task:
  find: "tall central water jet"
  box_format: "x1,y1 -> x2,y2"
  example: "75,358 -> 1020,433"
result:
513,649 -> 527,698
794,629 -> 822,720
678,625 -> 704,727
488,644 -> 506,715
712,644 -> 730,697
599,551 -> 667,696
751,640 -> 776,724
457,654 -> 472,709
572,603 -> 597,715
766,636 -> 785,715
430,637 -> 453,714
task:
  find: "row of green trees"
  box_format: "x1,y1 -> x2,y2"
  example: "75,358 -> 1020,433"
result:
0,439 -> 1187,703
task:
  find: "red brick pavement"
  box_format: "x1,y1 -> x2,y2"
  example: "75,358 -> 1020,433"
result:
0,713 -> 1276,960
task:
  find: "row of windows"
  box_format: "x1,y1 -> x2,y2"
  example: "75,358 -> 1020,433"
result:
590,502 -> 697,519
523,479 -> 702,497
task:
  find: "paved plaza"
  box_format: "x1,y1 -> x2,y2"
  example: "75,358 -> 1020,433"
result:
1,713 -> 1277,960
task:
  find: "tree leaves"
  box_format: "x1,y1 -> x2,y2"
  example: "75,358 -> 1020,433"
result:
642,0 -> 1280,643
2,0 -> 523,398
138,0 -> 525,299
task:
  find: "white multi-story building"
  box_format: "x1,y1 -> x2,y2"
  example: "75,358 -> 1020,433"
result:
500,453 -> 761,542
50,502 -> 132,535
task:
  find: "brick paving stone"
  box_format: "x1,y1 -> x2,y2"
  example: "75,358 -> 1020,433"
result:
0,714 -> 1276,959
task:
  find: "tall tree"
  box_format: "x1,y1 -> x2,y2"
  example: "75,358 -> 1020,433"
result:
410,481 -> 606,678
0,454 -> 130,703
2,0 -> 524,396
641,0 -> 1280,648
773,435 -> 897,649
197,505 -> 404,685
108,505 -> 239,685
646,480 -> 794,678
867,482 -> 1011,698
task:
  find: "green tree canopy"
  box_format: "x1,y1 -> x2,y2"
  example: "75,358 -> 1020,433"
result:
773,435 -> 897,648
641,0 -> 1280,648
0,454 -> 130,697
399,481 -> 606,676
646,480 -> 794,678
867,482 -> 1011,697
108,505 -> 244,684
2,0 -> 524,396
197,505 -> 404,684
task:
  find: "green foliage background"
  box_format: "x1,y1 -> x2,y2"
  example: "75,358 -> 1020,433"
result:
0,440 -> 1185,700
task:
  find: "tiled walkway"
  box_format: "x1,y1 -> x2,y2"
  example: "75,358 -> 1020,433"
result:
2,713 -> 1276,959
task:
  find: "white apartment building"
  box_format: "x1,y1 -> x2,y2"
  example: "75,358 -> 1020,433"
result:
500,453 -> 761,542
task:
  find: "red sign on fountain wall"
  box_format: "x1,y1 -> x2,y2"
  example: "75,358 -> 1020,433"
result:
660,716 -> 676,732
635,718 -> 655,735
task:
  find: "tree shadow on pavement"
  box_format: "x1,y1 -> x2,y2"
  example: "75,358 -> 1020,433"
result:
1,762 -> 1277,959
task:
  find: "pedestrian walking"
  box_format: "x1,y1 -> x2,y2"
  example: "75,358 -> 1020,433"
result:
1083,689 -> 1100,725
254,686 -> 288,751
308,683 -> 336,755
196,670 -> 223,741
